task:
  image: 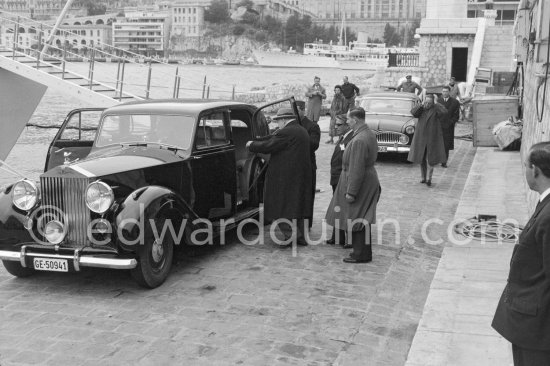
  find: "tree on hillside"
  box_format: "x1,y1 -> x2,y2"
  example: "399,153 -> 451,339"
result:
236,0 -> 254,10
84,0 -> 107,16
402,19 -> 421,47
383,23 -> 401,46
205,0 -> 230,24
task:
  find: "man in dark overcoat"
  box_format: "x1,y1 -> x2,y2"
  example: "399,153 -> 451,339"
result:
437,85 -> 460,167
407,94 -> 447,187
326,108 -> 380,263
326,114 -> 354,245
492,142 -> 550,366
247,109 -> 312,246
296,101 -> 321,229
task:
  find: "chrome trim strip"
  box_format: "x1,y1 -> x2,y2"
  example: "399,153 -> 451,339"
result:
69,165 -> 95,178
20,245 -> 27,267
73,249 -> 80,272
0,250 -> 137,270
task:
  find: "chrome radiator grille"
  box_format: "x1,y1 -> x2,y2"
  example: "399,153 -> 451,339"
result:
376,131 -> 405,144
41,176 -> 90,247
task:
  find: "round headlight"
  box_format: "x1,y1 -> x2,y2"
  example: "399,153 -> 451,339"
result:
44,220 -> 67,244
399,135 -> 409,145
85,181 -> 114,214
12,179 -> 38,211
405,125 -> 415,134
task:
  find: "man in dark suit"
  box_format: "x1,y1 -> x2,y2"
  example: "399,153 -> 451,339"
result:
327,114 -> 353,245
492,141 -> 550,365
438,85 -> 460,167
246,108 -> 312,246
296,101 -> 321,228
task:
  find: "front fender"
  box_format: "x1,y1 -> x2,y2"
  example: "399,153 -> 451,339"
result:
115,186 -> 197,250
0,185 -> 34,248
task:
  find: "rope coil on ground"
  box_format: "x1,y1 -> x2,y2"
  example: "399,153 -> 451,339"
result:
453,216 -> 522,243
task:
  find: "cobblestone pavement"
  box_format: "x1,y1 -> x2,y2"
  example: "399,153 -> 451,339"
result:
0,122 -> 476,366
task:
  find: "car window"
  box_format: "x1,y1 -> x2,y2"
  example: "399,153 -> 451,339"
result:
59,110 -> 102,141
196,112 -> 229,148
361,98 -> 413,115
95,114 -> 194,149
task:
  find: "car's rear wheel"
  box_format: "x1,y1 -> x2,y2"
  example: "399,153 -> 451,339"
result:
248,158 -> 265,207
131,216 -> 174,289
2,260 -> 35,277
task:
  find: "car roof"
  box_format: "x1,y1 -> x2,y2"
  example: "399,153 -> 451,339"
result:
360,92 -> 419,100
103,99 -> 253,116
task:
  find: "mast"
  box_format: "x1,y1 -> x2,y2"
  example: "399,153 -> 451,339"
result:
41,0 -> 76,56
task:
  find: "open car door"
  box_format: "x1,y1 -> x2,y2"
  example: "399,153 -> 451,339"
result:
251,96 -> 300,139
44,108 -> 105,171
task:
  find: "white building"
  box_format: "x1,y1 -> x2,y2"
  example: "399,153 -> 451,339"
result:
112,8 -> 170,56
171,1 -> 205,37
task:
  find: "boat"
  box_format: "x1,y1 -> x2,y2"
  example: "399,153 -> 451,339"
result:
253,42 -> 388,70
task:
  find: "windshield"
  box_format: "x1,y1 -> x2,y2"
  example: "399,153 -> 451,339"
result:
95,114 -> 195,149
360,98 -> 413,115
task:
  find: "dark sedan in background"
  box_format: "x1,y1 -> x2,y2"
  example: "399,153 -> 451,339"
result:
356,92 -> 420,153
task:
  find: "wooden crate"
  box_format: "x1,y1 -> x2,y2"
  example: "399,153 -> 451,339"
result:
472,95 -> 519,147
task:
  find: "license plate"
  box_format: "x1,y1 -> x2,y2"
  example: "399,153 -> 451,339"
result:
33,258 -> 68,272
378,146 -> 388,152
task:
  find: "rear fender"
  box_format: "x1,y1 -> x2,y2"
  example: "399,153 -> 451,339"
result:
115,186 -> 197,251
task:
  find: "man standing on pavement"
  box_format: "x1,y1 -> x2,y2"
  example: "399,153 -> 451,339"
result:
326,114 -> 354,246
305,76 -> 326,122
396,74 -> 423,96
492,142 -> 550,366
438,86 -> 460,167
341,76 -> 360,113
296,100 -> 321,228
326,108 -> 380,263
246,108 -> 312,246
407,94 -> 447,187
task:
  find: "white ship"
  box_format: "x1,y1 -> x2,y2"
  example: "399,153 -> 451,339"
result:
253,41 -> 390,70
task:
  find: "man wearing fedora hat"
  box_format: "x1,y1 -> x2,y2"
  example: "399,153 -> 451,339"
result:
246,107 -> 313,246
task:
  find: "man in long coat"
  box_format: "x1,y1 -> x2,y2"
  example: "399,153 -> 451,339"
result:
407,94 -> 447,187
296,101 -> 321,229
438,85 -> 460,167
305,76 -> 326,122
326,108 -> 380,263
247,108 -> 312,246
492,142 -> 550,365
327,85 -> 346,144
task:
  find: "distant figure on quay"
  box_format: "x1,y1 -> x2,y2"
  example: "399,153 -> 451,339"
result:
305,76 -> 326,123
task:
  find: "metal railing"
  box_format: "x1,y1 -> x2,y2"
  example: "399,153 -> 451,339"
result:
388,53 -> 420,67
0,10 -> 246,101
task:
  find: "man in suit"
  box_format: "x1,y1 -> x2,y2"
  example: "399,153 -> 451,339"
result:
305,76 -> 326,122
326,114 -> 354,246
492,141 -> 550,365
246,108 -> 312,247
438,85 -> 461,167
296,101 -> 321,228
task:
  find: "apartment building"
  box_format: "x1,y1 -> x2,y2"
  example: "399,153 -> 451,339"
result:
112,8 -> 170,56
171,1 -> 205,37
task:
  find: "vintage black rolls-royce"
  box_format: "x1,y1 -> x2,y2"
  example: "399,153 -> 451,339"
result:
0,98 -> 295,288
356,92 -> 420,153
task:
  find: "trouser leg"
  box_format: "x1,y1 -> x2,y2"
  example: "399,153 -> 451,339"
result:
420,148 -> 428,180
278,218 -> 305,243
351,225 -> 372,262
427,164 -> 435,181
307,169 -> 316,228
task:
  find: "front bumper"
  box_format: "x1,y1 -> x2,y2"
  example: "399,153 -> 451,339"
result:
0,246 -> 137,271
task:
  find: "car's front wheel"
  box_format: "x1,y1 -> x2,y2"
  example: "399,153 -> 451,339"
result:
2,260 -> 35,277
131,216 -> 174,288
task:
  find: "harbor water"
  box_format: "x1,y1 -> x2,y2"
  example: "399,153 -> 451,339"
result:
0,64 -> 372,187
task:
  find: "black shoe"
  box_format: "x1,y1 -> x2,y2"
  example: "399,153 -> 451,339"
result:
420,179 -> 426,184
426,180 -> 432,187
343,257 -> 371,263
343,244 -> 353,249
297,240 -> 308,246
441,163 -> 447,168
326,238 -> 336,245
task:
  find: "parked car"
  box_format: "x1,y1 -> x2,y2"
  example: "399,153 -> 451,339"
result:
0,98 -> 298,288
356,92 -> 420,153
